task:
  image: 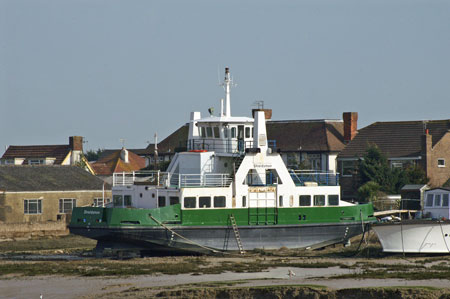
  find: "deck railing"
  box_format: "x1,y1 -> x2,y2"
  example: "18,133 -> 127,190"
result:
289,170 -> 339,186
187,138 -> 277,155
113,171 -> 232,188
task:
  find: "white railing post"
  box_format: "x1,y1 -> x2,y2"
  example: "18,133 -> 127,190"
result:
122,171 -> 125,185
178,173 -> 181,189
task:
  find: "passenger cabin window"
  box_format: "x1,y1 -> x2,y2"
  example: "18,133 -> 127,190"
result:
443,194 -> 449,207
242,196 -> 246,207
199,196 -> 211,208
299,195 -> 311,206
184,197 -> 196,208
170,196 -> 180,205
214,196 -> 226,208
113,195 -> 123,207
245,127 -> 251,138
124,195 -> 132,206
279,196 -> 283,207
158,196 -> 166,207
314,195 -> 325,206
435,194 -> 441,207
425,194 -> 433,207
328,195 -> 339,206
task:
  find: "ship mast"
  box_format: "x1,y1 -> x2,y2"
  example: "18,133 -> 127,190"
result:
221,67 -> 232,117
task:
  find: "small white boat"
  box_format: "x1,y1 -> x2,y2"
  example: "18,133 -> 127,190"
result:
373,188 -> 450,253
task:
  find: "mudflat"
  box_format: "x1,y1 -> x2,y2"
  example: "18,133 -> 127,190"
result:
1,233 -> 450,299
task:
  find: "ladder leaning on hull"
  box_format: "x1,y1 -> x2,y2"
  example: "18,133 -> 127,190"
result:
229,214 -> 245,254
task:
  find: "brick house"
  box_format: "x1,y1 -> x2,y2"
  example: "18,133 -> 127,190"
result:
337,119 -> 450,200
0,165 -> 111,226
0,136 -> 94,174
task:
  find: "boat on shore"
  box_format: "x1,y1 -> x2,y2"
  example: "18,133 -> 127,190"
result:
69,68 -> 376,255
373,187 -> 450,253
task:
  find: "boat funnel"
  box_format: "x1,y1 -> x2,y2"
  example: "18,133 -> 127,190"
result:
253,110 -> 268,153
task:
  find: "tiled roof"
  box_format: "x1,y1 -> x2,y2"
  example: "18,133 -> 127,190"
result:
266,120 -> 345,152
1,145 -> 71,165
338,120 -> 450,159
0,165 -> 107,192
146,124 -> 189,153
91,149 -> 146,176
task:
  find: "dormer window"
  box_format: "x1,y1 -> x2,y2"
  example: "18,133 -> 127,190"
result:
28,159 -> 44,165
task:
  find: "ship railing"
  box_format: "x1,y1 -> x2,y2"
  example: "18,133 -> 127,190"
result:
289,170 -> 339,186
113,170 -> 166,186
187,139 -> 277,155
168,173 -> 232,188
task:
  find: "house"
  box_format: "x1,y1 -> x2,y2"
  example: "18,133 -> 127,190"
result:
90,148 -> 146,184
0,165 -> 111,236
337,119 -> 450,200
0,136 -> 94,174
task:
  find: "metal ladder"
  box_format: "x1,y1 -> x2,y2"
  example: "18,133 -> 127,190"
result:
229,214 -> 245,254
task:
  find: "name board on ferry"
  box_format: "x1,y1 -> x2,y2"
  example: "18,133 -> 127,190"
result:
254,163 -> 272,168
249,186 -> 276,193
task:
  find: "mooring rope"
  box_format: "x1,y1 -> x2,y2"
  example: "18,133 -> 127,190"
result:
149,215 -> 221,254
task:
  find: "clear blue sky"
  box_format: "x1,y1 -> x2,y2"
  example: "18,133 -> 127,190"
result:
1,0 -> 449,152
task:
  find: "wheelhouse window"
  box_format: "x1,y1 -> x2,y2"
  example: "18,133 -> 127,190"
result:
24,199 -> 42,214
200,127 -> 206,137
59,198 -> 76,214
328,195 -> 339,206
224,128 -> 229,138
213,127 -> 220,138
434,194 -> 441,207
438,159 -> 446,167
425,194 -> 433,207
231,127 -> 236,138
199,196 -> 211,208
158,196 -> 166,207
184,197 -> 196,208
314,195 -> 325,206
170,196 -> 180,205
214,196 -> 226,208
245,127 -> 251,138
206,127 -> 213,138
443,194 -> 449,207
299,195 -> 311,206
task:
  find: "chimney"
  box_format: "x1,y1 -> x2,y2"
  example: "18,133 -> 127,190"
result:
69,136 -> 83,151
252,109 -> 272,120
343,112 -> 358,143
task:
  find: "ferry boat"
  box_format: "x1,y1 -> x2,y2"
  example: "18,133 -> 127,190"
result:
69,68 -> 376,255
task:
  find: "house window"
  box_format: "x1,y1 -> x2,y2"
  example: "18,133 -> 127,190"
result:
170,196 -> 180,205
328,195 -> 339,206
438,159 -> 446,167
28,159 -> 44,165
391,162 -> 403,169
287,153 -> 299,168
341,160 -> 356,176
443,194 -> 449,207
434,194 -> 441,207
299,195 -> 311,206
314,195 -> 325,206
2,159 -> 14,165
93,198 -> 106,207
199,196 -> 211,208
24,199 -> 42,214
425,194 -> 434,207
214,196 -> 226,208
184,197 -> 196,208
158,196 -> 166,207
59,198 -> 76,214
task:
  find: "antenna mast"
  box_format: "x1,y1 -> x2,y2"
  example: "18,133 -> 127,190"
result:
220,67 -> 235,117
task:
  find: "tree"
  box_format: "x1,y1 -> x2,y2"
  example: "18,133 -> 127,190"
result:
84,148 -> 105,162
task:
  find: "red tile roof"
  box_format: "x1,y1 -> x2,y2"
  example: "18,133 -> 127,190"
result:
91,149 -> 146,176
